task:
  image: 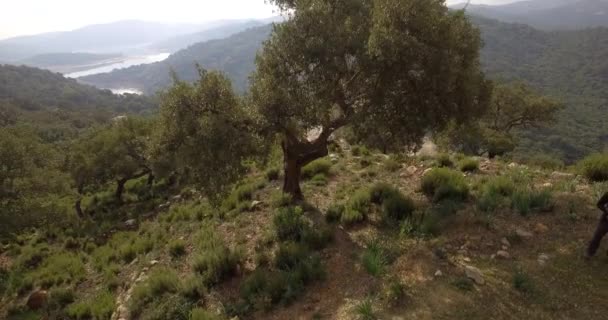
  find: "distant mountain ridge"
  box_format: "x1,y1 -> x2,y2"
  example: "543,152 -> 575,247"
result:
79,25 -> 273,94
452,0 -> 608,30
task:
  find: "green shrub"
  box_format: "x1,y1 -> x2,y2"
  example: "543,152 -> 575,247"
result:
452,277 -> 474,291
301,159 -> 332,179
32,252 -> 86,288
301,225 -> 333,250
138,294 -> 193,320
513,271 -> 534,294
511,188 -> 553,216
435,153 -> 453,168
235,183 -> 256,202
271,192 -> 293,208
190,308 -> 223,320
274,242 -> 310,270
484,176 -> 515,196
383,158 -> 401,172
310,173 -> 328,186
351,145 -> 370,157
579,153 -> 608,182
369,183 -> 399,204
459,158 -> 479,172
421,168 -> 469,203
359,157 -> 372,168
49,287 -> 75,308
192,246 -> 240,287
361,241 -> 387,277
325,204 -> 344,223
273,206 -> 307,241
265,168 -> 280,181
477,189 -> 502,212
386,279 -> 407,305
526,154 -> 564,170
180,275 -> 206,300
130,268 -> 180,316
381,193 -> 415,223
354,299 -> 376,320
168,239 -> 187,258
67,291 -> 115,320
342,189 -> 371,225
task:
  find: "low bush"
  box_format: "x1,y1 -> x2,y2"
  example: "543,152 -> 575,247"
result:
301,159 -> 332,179
511,188 -> 553,216
67,291 -> 115,320
421,168 -> 469,203
49,287 -> 75,308
325,204 -> 345,223
484,176 -> 515,197
301,225 -> 333,250
180,275 -> 206,300
274,242 -> 310,270
342,189 -> 371,225
273,206 -> 307,242
459,158 -> 479,172
525,154 -> 564,170
381,192 -> 415,223
579,153 -> 608,182
383,158 -> 401,172
435,153 -> 453,168
168,239 -> 187,258
310,173 -> 328,186
130,268 -> 180,317
137,294 -> 193,320
354,299 -> 376,320
192,237 -> 240,287
452,277 -> 474,291
265,168 -> 280,181
513,271 -> 534,294
361,241 -> 387,277
369,183 -> 399,204
271,191 -> 293,208
31,252 -> 86,288
351,145 -> 370,157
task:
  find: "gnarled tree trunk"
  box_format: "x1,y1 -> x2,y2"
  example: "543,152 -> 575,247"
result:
281,136 -> 330,200
115,171 -> 150,203
75,185 -> 85,218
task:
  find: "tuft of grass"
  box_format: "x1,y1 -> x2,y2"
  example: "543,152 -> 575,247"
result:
271,191 -> 293,208
168,239 -> 186,258
274,242 -> 310,270
180,275 -> 206,300
351,145 -> 370,157
459,158 -> 479,172
579,153 -> 608,182
265,168 -> 280,181
513,270 -> 535,294
130,268 -> 180,317
192,229 -> 241,287
325,204 -> 345,223
484,176 -> 515,197
511,188 -> 553,216
49,287 -> 75,308
383,158 -> 401,172
301,159 -> 332,179
386,279 -> 407,305
452,277 -> 474,291
421,168 -> 469,203
67,291 -> 115,320
354,299 -> 376,320
381,192 -> 415,223
273,206 -> 307,242
342,189 -> 371,225
31,252 -> 86,288
435,153 -> 454,168
310,173 -> 328,186
361,241 -> 387,277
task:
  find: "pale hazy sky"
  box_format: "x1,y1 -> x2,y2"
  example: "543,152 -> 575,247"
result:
0,0 -> 523,40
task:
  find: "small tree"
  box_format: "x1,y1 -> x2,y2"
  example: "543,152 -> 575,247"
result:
440,82 -> 562,158
153,69 -> 263,200
252,0 -> 490,199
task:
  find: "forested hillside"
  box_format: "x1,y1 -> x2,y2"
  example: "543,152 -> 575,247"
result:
473,17 -> 608,162
0,64 -> 157,141
80,25 -> 273,94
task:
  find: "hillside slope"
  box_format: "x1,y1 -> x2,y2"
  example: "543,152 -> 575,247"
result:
2,147 -> 607,319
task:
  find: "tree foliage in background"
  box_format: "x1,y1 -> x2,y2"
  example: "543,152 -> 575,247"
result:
440,82 -> 561,158
253,0 -> 490,198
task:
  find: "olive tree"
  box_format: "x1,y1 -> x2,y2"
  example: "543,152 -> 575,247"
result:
153,69 -> 263,200
252,0 -> 490,199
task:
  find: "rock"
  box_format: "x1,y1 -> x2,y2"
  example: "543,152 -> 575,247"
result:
516,228 -> 533,239
538,253 -> 550,265
250,200 -> 263,210
329,154 -> 339,163
124,219 -> 137,228
150,260 -> 159,266
542,182 -> 553,188
501,238 -> 511,247
551,171 -> 574,179
423,168 -> 433,175
508,162 -> 518,168
26,290 -> 48,310
501,245 -> 509,251
159,202 -> 171,210
465,265 -> 485,285
534,223 -> 549,234
434,270 -> 444,277
172,195 -> 182,202
407,166 -> 418,175
496,250 -> 510,259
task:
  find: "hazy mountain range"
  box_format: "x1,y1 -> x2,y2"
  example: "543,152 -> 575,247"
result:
451,0 -> 608,30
